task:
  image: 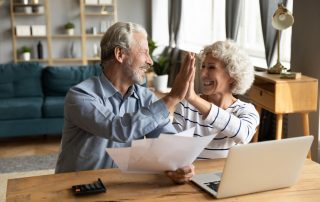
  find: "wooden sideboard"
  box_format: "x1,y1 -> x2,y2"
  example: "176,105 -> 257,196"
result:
247,72 -> 318,152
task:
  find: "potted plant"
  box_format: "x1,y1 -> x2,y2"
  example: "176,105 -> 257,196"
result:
152,55 -> 169,92
148,39 -> 169,92
20,46 -> 31,61
64,22 -> 75,35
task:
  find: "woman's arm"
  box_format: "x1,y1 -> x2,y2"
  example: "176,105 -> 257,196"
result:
203,102 -> 260,143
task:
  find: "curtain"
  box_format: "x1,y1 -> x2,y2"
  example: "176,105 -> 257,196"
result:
259,0 -> 287,67
168,0 -> 182,47
166,0 -> 183,87
225,0 -> 241,40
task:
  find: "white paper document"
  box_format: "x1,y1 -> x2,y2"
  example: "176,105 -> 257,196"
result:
106,128 -> 214,174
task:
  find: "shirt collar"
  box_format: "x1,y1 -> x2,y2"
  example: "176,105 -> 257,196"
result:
100,73 -> 139,100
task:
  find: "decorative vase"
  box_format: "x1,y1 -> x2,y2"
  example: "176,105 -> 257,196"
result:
37,41 -> 43,59
22,52 -> 31,61
66,28 -> 74,36
93,43 -> 99,57
69,42 -> 77,58
153,74 -> 168,92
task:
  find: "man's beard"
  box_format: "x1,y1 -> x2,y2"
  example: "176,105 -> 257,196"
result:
124,59 -> 146,85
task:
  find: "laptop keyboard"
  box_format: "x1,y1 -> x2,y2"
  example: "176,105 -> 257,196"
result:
205,181 -> 220,192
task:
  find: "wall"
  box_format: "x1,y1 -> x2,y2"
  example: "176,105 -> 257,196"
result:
290,0 -> 320,162
0,1 -> 12,63
0,0 -> 151,63
117,0 -> 151,34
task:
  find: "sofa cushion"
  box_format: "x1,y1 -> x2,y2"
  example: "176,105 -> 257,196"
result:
43,96 -> 64,118
43,64 -> 101,96
0,62 -> 43,98
0,97 -> 42,120
0,118 -> 64,137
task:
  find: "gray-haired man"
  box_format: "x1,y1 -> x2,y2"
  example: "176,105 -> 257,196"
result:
55,22 -> 195,183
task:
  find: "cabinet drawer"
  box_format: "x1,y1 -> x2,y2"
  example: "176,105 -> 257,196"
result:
247,86 -> 275,111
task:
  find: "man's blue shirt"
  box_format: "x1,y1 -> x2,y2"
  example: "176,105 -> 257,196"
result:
55,73 -> 176,173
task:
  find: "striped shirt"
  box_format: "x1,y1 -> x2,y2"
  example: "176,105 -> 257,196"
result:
173,98 -> 260,159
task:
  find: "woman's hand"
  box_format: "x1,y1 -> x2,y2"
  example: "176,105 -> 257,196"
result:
165,164 -> 195,184
185,54 -> 197,102
162,52 -> 195,109
168,52 -> 195,101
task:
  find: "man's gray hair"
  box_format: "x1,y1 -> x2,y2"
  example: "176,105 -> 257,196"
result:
200,40 -> 254,95
100,21 -> 148,63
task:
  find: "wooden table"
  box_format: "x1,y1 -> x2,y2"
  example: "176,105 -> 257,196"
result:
6,159 -> 320,201
247,72 -> 318,145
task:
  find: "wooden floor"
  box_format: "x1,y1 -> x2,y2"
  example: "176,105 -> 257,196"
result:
0,136 -> 61,158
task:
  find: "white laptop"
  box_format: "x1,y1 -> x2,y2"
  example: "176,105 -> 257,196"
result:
191,136 -> 313,198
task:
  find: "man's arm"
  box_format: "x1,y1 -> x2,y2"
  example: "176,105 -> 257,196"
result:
64,88 -> 171,143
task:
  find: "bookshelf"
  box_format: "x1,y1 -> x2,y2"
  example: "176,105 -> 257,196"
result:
9,0 -> 117,65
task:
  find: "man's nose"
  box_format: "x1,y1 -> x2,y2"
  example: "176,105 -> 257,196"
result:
146,53 -> 153,66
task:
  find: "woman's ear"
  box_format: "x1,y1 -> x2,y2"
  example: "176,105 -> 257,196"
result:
229,77 -> 236,88
114,47 -> 125,63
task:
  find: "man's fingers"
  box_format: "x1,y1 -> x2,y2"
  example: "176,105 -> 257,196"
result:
179,52 -> 191,74
165,171 -> 192,184
165,165 -> 195,184
181,164 -> 195,174
186,60 -> 195,83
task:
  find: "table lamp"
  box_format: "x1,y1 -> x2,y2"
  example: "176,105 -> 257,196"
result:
267,3 -> 294,74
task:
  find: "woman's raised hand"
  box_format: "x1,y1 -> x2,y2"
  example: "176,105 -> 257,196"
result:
169,52 -> 195,101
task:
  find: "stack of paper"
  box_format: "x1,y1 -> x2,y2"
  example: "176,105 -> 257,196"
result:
106,128 -> 214,174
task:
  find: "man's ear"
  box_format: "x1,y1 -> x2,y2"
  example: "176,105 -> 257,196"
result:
114,47 -> 125,63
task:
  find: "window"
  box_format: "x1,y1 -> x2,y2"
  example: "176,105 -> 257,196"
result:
238,0 -> 293,68
178,0 -> 217,53
237,0 -> 266,67
151,0 -> 169,48
152,0 -> 293,69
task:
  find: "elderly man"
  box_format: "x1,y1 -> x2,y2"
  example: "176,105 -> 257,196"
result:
55,22 -> 195,183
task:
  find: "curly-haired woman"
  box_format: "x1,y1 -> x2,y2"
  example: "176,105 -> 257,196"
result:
173,40 -> 260,159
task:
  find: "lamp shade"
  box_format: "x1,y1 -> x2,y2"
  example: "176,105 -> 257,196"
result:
272,4 -> 294,30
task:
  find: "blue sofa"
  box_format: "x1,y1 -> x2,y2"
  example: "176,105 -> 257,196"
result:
0,62 -> 101,138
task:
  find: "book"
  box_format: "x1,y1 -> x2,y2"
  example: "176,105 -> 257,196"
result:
280,72 -> 302,79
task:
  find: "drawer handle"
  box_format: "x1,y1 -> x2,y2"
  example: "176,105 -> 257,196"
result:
260,90 -> 263,96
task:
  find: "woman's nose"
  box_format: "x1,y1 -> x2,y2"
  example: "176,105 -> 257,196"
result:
201,68 -> 208,78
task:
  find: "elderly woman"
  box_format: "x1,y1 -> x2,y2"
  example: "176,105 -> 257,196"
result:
173,40 -> 260,159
